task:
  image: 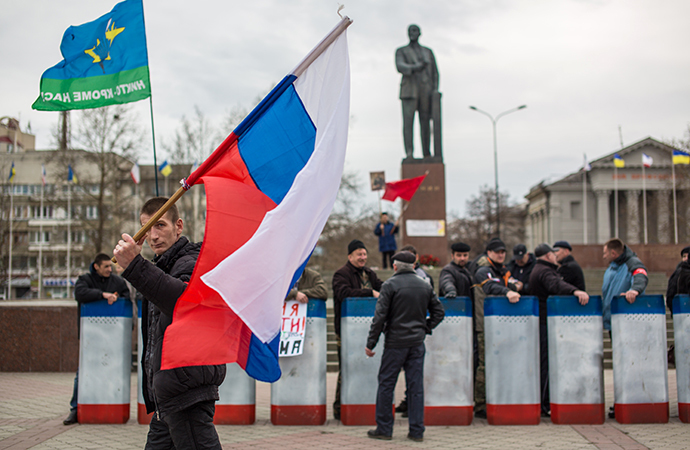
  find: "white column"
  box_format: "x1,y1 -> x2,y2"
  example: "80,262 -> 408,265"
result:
595,190 -> 611,244
626,190 -> 641,244
657,190 -> 671,244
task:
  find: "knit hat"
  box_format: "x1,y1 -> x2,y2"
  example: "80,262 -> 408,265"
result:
451,242 -> 471,253
348,239 -> 366,255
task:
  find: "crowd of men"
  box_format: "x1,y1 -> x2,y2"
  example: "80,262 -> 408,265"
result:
65,194 -> 687,446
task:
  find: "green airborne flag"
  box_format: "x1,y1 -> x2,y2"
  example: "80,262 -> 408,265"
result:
32,0 -> 150,111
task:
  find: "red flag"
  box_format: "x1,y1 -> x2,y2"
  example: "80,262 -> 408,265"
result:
381,174 -> 427,201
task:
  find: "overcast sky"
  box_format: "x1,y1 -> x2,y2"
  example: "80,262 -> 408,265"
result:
2,0 -> 689,216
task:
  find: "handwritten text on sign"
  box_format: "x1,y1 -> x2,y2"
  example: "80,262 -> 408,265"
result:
279,300 -> 307,357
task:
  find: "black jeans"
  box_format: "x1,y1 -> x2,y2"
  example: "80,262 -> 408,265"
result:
145,400 -> 221,450
375,344 -> 425,438
382,251 -> 395,269
539,320 -> 550,415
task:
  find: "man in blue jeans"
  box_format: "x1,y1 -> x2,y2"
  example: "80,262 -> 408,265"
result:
365,251 -> 444,442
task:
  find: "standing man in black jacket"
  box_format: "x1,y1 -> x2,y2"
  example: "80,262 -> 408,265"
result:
438,242 -> 473,299
365,251 -> 444,442
506,244 -> 535,294
114,197 -> 226,450
331,239 -> 383,420
666,246 -> 690,314
64,253 -> 130,425
529,243 -> 589,417
553,240 -> 586,290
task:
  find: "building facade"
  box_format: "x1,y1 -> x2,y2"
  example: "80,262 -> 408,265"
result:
525,137 -> 689,249
1,122 -> 206,299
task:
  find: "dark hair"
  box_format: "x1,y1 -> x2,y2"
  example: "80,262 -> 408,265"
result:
141,197 -> 179,224
400,245 -> 417,255
94,253 -> 111,266
604,238 -> 624,254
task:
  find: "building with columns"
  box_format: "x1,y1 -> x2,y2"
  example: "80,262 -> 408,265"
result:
525,137 -> 689,249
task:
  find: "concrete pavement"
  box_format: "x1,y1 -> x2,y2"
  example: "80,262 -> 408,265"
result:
0,371 -> 687,449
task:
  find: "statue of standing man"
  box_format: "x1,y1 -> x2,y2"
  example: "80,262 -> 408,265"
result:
396,24 -> 441,161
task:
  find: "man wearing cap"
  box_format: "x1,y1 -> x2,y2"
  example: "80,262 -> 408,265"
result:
529,243 -> 590,417
332,239 -> 384,420
666,246 -> 690,314
506,243 -> 535,294
374,212 -> 400,269
472,237 -> 521,418
553,240 -> 586,290
439,242 -> 473,299
365,251 -> 445,442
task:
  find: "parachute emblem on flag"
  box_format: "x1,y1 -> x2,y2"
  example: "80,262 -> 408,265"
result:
84,19 -> 126,72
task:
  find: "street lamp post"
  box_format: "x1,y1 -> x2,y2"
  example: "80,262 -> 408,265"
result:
469,105 -> 527,238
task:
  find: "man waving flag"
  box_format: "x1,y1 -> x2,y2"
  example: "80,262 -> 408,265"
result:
153,18 -> 352,382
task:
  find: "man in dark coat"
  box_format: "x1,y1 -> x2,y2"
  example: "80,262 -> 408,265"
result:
114,197 -> 226,450
365,251 -> 444,442
666,246 -> 690,314
506,243 -> 535,294
529,243 -> 589,417
64,253 -> 131,425
553,240 -> 586,290
331,239 -> 383,420
438,242 -> 473,299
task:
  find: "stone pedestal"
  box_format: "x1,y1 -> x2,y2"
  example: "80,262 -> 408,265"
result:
401,160 -> 448,266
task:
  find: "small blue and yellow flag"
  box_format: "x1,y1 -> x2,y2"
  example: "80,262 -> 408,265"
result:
613,153 -> 625,168
68,164 -> 78,183
673,150 -> 690,165
158,160 -> 172,177
8,161 -> 15,182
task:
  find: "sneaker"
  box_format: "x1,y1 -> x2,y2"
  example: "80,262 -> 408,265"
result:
474,409 -> 487,419
63,409 -> 78,425
608,406 -> 615,419
396,399 -> 408,413
407,434 -> 423,442
367,429 -> 392,440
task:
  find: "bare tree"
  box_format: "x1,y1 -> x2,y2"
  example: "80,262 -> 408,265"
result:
166,106 -> 215,164
69,105 -> 144,252
447,185 -> 526,257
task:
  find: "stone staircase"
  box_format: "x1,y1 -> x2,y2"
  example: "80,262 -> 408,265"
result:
325,267 -> 674,372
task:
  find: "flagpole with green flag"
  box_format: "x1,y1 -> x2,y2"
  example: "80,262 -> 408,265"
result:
583,154 -> 590,244
33,0 -> 160,195
7,162 -> 15,300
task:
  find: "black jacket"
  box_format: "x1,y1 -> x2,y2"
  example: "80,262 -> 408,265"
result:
667,262 -> 683,312
676,260 -> 690,303
123,237 -> 226,418
557,255 -> 586,291
506,254 -> 536,293
74,263 -> 131,335
529,259 -> 579,321
438,262 -> 472,298
332,261 -> 383,336
366,268 -> 445,350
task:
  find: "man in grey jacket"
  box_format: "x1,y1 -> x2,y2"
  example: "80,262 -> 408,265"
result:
365,251 -> 445,442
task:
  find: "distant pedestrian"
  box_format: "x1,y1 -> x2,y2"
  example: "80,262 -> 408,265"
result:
374,212 -> 399,269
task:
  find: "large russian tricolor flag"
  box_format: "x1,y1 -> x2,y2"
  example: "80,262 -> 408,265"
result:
159,18 -> 351,382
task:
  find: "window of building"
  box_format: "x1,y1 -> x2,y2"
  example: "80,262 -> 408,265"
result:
570,201 -> 582,220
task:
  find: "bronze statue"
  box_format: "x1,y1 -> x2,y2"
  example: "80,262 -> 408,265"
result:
396,24 -> 441,161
